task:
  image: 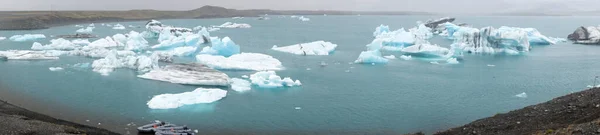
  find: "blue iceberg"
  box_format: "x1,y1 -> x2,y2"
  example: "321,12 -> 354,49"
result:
354,50 -> 388,64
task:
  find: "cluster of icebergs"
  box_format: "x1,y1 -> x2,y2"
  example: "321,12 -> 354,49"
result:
291,16 -> 310,21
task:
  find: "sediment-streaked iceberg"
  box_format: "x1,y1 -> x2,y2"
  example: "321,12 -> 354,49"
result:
138,63 -> 230,86
76,27 -> 94,33
196,53 -> 283,71
271,41 -> 337,56
9,34 -> 46,42
0,50 -> 62,60
450,25 -> 530,55
230,78 -> 251,92
215,22 -> 251,28
31,38 -> 79,50
147,88 -> 227,109
249,71 -> 301,88
568,26 -> 600,44
112,24 -> 126,30
354,50 -> 388,64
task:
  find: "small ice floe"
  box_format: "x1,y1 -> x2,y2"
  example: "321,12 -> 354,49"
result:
515,92 -> 528,98
49,67 -> 64,71
241,75 -> 249,78
196,53 -> 283,71
0,37 -> 6,41
354,50 -> 388,64
487,64 -> 496,67
306,68 -> 311,71
76,27 -> 94,33
147,88 -> 227,109
345,70 -> 351,73
400,55 -> 412,60
271,41 -> 337,56
446,58 -> 459,64
430,61 -> 440,65
230,78 -> 251,92
215,22 -> 251,28
320,61 -> 328,67
384,55 -> 396,59
249,71 -> 301,88
112,24 -> 126,30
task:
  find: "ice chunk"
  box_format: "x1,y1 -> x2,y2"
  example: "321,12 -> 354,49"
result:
515,92 -> 527,98
208,27 -> 220,32
298,16 -> 310,21
0,37 -> 5,41
196,53 -> 283,71
401,43 -> 450,58
9,34 -> 46,42
249,71 -> 301,88
138,63 -> 230,86
87,37 -> 120,49
446,58 -> 459,64
72,39 -> 90,45
91,50 -> 158,76
49,67 -> 64,71
409,24 -> 434,40
215,22 -> 251,28
587,85 -> 600,88
354,50 -> 388,64
199,37 -> 240,57
451,26 -> 530,55
159,46 -> 197,57
0,50 -> 61,60
112,24 -> 126,30
241,75 -> 249,78
383,55 -> 396,59
271,41 -> 338,56
76,27 -> 94,33
147,88 -> 227,109
31,38 -> 80,50
373,24 -> 390,37
400,55 -> 412,60
124,31 -> 149,51
230,78 -> 251,92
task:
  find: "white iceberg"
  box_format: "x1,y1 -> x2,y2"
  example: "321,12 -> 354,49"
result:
230,78 -> 251,92
196,53 -> 283,71
9,34 -> 46,42
354,50 -> 388,64
91,50 -> 158,76
112,24 -> 126,30
208,27 -> 220,32
384,55 -> 396,59
515,92 -> 527,98
31,38 -> 80,50
249,71 -> 301,88
215,22 -> 251,28
86,36 -> 121,49
71,39 -> 90,45
0,50 -> 62,60
49,67 -> 64,71
123,31 -> 149,51
373,24 -> 390,37
400,55 -> 412,60
298,16 -> 310,21
76,27 -> 94,33
138,63 -> 230,86
147,88 -> 227,109
199,37 -> 240,57
271,41 -> 338,56
446,58 -> 459,64
0,37 -> 6,41
401,43 -> 451,58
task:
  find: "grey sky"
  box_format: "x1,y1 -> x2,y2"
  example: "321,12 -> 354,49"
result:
3,0 -> 600,14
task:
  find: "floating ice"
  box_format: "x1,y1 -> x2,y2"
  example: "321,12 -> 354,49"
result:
249,71 -> 301,88
147,88 -> 227,109
76,27 -> 94,33
409,24 -> 434,40
86,37 -> 121,49
354,50 -> 388,64
515,92 -> 527,98
587,85 -> 600,88
208,27 -> 220,32
31,38 -> 79,50
241,75 -> 249,78
450,25 -> 530,55
401,43 -> 451,58
400,55 -> 412,60
123,31 -> 149,51
383,55 -> 396,59
138,63 -> 230,86
487,64 -> 496,67
91,50 -> 158,76
568,26 -> 600,44
49,67 -> 64,71
0,50 -> 62,60
298,16 -> 310,21
112,24 -> 126,30
199,37 -> 240,57
271,41 -> 337,56
230,78 -> 251,92
196,53 -> 283,71
0,37 -> 5,41
215,22 -> 251,28
9,34 -> 46,42
232,17 -> 244,19
75,25 -> 83,27
373,25 -> 390,37
446,58 -> 459,64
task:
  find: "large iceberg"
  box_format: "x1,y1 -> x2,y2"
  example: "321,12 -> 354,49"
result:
271,41 -> 337,56
196,53 -> 283,71
91,50 -> 158,76
0,50 -> 62,60
249,71 -> 301,88
369,24 -> 433,51
449,25 -> 530,55
198,37 -> 240,57
31,38 -> 80,50
145,20 -> 192,37
147,88 -> 227,109
354,50 -> 388,64
9,34 -> 46,42
76,27 -> 94,33
138,63 -> 230,86
230,78 -> 251,92
215,22 -> 251,28
568,26 -> 600,44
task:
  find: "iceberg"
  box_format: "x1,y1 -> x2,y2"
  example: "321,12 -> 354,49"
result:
147,88 -> 227,109
230,78 -> 251,92
145,20 -> 193,36
373,25 -> 390,37
124,31 -> 149,51
208,27 -> 220,32
9,34 -> 46,42
271,41 -> 338,56
446,58 -> 459,64
401,43 -> 451,58
86,37 -> 121,49
450,26 -> 530,55
215,22 -> 251,28
354,50 -> 388,64
112,24 -> 126,30
400,55 -> 412,60
0,50 -> 61,60
515,92 -> 528,98
424,17 -> 456,29
383,55 -> 396,59
568,26 -> 600,44
138,63 -> 230,86
298,16 -> 310,21
91,50 -> 158,76
249,71 -> 301,88
76,27 -> 94,33
72,39 -> 90,45
196,53 -> 283,71
199,37 -> 240,57
0,37 -> 5,41
31,38 -> 80,50
409,24 -> 434,40
49,67 -> 64,71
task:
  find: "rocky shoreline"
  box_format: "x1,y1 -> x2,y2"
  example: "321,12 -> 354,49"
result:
0,99 -> 118,135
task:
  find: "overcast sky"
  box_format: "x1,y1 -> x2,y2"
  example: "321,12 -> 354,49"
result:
3,0 -> 600,14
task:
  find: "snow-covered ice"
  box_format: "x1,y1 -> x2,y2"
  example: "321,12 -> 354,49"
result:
373,25 -> 390,37
147,88 -> 227,109
138,63 -> 230,86
49,67 -> 64,71
215,22 -> 251,28
196,53 -> 284,71
249,71 -> 301,88
515,92 -> 528,98
9,34 -> 46,42
230,78 -> 251,92
354,50 -> 388,64
271,41 -> 337,56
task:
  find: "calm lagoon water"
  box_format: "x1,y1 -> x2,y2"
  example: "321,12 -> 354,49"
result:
0,15 -> 599,134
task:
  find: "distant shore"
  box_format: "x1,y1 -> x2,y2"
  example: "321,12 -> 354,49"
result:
0,99 -> 118,135
0,5 -> 432,30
